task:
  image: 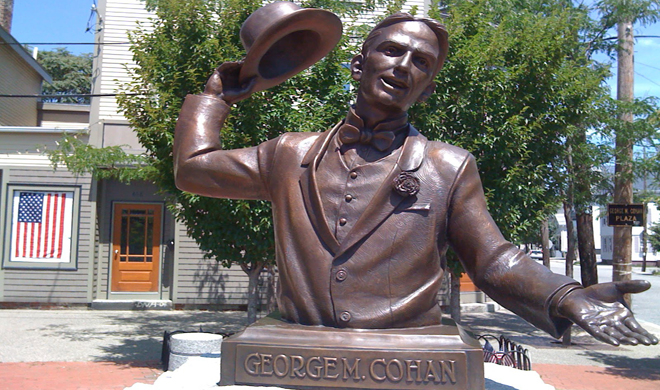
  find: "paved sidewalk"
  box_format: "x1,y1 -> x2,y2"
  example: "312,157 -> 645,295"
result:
0,308 -> 659,390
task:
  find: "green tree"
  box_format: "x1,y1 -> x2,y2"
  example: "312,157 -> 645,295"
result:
413,0 -> 607,243
408,0 -> 612,319
38,48 -> 93,104
594,0 -> 660,291
647,221 -> 660,253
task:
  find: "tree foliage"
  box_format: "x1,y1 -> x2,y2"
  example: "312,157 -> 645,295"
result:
412,0 -> 609,243
648,221 -> 660,252
37,48 -> 92,104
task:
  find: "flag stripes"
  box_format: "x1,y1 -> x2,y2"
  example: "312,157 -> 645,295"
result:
11,191 -> 72,261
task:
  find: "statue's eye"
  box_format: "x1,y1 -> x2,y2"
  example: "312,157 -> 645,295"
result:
383,46 -> 398,56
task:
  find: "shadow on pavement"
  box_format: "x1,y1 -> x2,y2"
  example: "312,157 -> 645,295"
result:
581,351 -> 660,378
35,311 -> 250,364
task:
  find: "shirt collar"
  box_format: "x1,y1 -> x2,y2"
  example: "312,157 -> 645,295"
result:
344,106 -> 409,134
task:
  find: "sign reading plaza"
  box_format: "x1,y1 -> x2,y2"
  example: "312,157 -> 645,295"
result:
607,204 -> 645,227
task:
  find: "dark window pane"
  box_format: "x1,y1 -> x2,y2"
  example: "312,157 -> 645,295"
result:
128,216 -> 146,255
146,216 -> 154,255
120,216 -> 128,255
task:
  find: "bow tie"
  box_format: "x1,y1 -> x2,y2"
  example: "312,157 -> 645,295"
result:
337,123 -> 397,152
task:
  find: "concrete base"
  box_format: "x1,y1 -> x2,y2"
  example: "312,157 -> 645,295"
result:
461,302 -> 500,314
169,333 -> 223,371
91,300 -> 172,310
124,361 -> 553,390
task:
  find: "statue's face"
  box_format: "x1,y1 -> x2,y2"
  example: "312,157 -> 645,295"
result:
353,21 -> 439,114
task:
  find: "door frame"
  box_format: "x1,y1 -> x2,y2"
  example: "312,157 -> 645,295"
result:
108,201 -> 164,297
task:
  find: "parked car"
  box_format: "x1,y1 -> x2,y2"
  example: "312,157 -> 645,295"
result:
529,250 -> 543,260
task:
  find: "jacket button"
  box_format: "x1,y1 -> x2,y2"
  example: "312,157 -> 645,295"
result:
339,218 -> 347,226
339,311 -> 351,322
350,171 -> 358,179
344,194 -> 353,202
336,269 -> 347,281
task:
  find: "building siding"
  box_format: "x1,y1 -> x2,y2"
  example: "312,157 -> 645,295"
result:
174,221 -> 255,307
94,0 -> 153,123
0,42 -> 42,126
0,168 -> 94,303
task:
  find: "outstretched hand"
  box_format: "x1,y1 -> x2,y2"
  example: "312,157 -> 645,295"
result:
558,280 -> 658,346
203,62 -> 256,105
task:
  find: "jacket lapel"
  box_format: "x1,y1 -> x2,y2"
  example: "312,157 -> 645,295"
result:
299,123 -> 342,254
334,126 -> 427,259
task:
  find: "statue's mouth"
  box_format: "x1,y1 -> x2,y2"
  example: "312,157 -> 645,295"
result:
381,76 -> 408,91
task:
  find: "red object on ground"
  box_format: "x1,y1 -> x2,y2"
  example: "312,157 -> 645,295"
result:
534,363 -> 660,390
0,361 -> 161,390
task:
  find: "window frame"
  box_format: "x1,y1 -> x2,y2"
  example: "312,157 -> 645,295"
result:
2,184 -> 81,270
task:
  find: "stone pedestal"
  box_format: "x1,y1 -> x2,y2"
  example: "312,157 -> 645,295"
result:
220,315 -> 484,390
169,332 -> 223,371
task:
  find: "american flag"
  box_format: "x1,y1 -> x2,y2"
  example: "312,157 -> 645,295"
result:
12,191 -> 69,260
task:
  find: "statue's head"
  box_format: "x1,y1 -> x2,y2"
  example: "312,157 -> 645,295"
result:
350,13 -> 448,114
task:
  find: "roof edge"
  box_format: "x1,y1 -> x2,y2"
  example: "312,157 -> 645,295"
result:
0,25 -> 53,83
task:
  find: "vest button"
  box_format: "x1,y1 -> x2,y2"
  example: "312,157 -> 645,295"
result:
336,269 -> 348,281
345,194 -> 353,202
350,171 -> 358,179
339,218 -> 347,226
339,311 -> 351,322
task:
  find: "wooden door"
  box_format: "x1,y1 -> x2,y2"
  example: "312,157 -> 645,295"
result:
111,203 -> 162,292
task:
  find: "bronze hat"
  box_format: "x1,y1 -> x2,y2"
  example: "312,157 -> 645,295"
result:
239,1 -> 343,93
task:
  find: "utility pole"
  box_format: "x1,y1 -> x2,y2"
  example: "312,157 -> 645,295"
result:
612,18 -> 634,305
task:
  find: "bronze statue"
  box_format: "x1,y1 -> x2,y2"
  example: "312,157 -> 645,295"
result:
174,2 -> 657,348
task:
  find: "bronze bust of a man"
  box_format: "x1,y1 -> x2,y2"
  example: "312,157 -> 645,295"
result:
174,5 -> 657,347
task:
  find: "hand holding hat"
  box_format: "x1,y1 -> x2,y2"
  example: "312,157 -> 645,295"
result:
204,62 -> 256,105
205,1 -> 342,104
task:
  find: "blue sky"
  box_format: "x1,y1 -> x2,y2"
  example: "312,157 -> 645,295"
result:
8,0 -> 660,98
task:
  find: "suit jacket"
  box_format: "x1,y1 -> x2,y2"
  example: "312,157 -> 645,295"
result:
174,94 -> 580,337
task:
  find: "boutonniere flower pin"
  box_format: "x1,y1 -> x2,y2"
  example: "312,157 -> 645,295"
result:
393,172 -> 420,197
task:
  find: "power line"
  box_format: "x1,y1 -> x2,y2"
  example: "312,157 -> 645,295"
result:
635,72 -> 660,88
603,35 -> 660,41
637,61 -> 660,72
1,41 -> 129,46
0,93 -> 149,98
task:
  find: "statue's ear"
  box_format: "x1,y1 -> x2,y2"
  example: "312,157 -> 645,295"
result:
350,54 -> 363,82
417,81 -> 436,103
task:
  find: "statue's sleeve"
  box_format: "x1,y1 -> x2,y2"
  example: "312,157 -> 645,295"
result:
173,94 -> 278,201
446,154 -> 580,338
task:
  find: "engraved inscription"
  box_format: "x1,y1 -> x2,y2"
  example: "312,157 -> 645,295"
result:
235,346 -> 466,389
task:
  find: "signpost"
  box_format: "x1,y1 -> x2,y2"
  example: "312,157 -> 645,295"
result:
607,204 -> 645,227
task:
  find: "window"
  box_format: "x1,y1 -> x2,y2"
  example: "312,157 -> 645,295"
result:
2,185 -> 80,270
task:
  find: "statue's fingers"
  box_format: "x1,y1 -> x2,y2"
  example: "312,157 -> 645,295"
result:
611,319 -> 651,345
579,322 -> 620,346
604,325 -> 638,345
239,76 -> 257,94
216,61 -> 243,74
623,317 -> 658,345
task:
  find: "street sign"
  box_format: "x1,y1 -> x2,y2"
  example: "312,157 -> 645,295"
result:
607,203 -> 645,226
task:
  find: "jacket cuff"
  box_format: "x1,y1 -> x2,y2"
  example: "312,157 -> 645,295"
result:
545,282 -> 583,337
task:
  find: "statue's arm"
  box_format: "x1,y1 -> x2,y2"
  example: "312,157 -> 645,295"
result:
174,64 -> 273,200
446,154 -> 658,345
446,154 -> 580,336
